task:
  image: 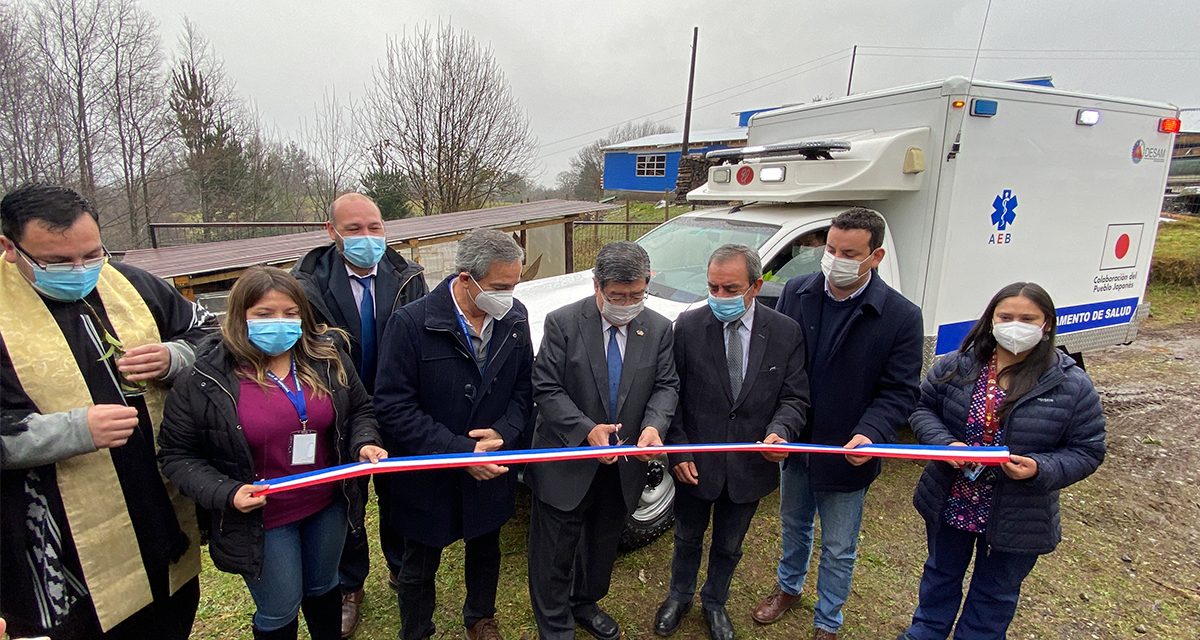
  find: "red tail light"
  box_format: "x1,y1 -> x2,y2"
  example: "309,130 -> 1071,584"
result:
1159,118 -> 1181,134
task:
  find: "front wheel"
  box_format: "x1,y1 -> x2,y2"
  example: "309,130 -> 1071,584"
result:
618,459 -> 675,551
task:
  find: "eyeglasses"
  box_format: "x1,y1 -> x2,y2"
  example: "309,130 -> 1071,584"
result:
13,241 -> 109,273
603,291 -> 646,305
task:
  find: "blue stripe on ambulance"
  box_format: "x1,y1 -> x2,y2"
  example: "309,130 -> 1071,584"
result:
935,297 -> 1140,356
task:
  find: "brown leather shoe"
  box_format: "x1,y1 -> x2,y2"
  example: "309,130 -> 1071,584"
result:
465,617 -> 502,640
340,589 -> 363,638
813,630 -> 838,640
751,585 -> 801,625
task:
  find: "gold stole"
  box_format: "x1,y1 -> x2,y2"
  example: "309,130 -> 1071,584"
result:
0,260 -> 200,631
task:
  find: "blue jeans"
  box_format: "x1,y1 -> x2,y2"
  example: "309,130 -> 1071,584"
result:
777,460 -> 867,634
245,502 -> 348,631
904,521 -> 1038,640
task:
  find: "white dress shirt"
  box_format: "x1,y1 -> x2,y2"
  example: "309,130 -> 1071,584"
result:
721,300 -> 755,377
600,318 -> 627,361
345,263 -> 379,309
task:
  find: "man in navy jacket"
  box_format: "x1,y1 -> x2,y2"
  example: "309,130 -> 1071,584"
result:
291,192 -> 427,637
752,208 -> 923,640
373,229 -> 533,640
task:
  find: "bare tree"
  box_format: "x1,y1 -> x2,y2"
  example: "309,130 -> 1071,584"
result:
366,22 -> 536,214
33,0 -> 115,202
104,0 -> 169,247
300,87 -> 362,216
0,3 -> 54,189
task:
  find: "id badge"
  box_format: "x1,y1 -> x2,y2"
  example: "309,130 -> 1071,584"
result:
962,463 -> 984,482
290,431 -> 317,466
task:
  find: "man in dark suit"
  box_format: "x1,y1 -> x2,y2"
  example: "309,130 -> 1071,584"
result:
290,192 -> 428,637
654,244 -> 810,640
373,228 -> 533,640
526,241 -> 679,640
752,208 -> 923,640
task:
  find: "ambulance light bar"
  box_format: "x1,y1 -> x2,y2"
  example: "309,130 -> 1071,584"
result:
706,140 -> 851,163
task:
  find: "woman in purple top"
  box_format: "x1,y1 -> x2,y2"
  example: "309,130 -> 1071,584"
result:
159,267 -> 386,640
897,282 -> 1106,640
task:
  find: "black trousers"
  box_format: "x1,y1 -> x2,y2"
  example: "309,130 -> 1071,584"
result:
668,488 -> 760,608
395,528 -> 501,640
339,475 -> 405,591
8,577 -> 199,640
528,464 -> 627,640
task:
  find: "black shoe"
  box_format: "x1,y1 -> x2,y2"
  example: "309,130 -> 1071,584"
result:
574,605 -> 620,640
654,598 -> 691,636
702,605 -> 735,640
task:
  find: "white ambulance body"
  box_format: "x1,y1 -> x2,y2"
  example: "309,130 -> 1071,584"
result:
517,76 -> 1180,366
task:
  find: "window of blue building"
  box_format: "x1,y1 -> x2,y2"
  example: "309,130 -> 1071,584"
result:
635,154 -> 666,177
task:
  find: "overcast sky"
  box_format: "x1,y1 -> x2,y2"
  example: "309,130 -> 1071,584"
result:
140,0 -> 1200,186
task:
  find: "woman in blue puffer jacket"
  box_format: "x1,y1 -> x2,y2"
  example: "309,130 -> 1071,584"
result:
898,282 -> 1105,640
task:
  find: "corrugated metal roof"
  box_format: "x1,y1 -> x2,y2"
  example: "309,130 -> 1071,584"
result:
122,199 -> 616,279
601,127 -> 748,151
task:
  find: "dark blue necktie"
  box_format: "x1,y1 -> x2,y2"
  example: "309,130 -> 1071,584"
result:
607,325 -> 622,423
352,275 -> 376,388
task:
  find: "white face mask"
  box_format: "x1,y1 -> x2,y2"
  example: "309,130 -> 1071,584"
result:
992,321 -> 1045,355
821,251 -> 869,288
470,276 -> 514,320
601,299 -> 643,326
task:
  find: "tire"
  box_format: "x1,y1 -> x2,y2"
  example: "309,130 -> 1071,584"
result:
618,459 -> 675,552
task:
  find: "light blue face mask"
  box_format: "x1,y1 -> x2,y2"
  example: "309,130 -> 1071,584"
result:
18,250 -> 106,302
708,292 -> 748,323
247,318 -> 303,356
338,232 -> 387,269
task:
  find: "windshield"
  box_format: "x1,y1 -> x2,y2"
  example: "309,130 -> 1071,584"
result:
637,216 -> 780,302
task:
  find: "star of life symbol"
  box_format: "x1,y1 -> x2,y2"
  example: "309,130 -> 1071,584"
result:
991,189 -> 1017,231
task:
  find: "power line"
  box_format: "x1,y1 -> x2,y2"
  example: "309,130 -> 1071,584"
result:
535,54 -> 850,163
534,47 -> 850,153
858,52 -> 1192,62
859,45 -> 1200,54
534,42 -> 1197,167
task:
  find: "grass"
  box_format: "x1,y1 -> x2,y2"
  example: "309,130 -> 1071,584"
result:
1146,281 -> 1200,325
1151,215 -> 1200,286
1145,215 -> 1200,324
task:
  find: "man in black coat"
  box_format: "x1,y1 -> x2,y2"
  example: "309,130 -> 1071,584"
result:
654,244 -> 809,640
290,192 -> 427,637
373,228 -> 533,640
752,208 -> 923,640
526,241 -> 679,640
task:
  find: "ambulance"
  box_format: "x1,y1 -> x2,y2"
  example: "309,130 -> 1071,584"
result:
514,76 -> 1180,546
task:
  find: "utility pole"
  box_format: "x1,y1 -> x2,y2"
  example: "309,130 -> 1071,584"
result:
846,44 -> 857,96
680,27 -> 699,156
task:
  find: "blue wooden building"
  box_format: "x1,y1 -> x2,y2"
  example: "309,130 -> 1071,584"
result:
601,126 -> 748,194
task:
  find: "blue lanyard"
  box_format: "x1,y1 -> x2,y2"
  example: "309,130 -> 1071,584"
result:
266,356 -> 308,430
451,281 -> 488,372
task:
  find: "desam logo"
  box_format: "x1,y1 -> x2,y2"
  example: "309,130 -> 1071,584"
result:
1132,139 -> 1168,164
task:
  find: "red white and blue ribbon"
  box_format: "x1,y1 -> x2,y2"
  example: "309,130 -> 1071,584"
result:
252,442 -> 1010,496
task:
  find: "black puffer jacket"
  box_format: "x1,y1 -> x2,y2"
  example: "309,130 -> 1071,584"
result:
912,349 -> 1106,555
158,337 -> 381,578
